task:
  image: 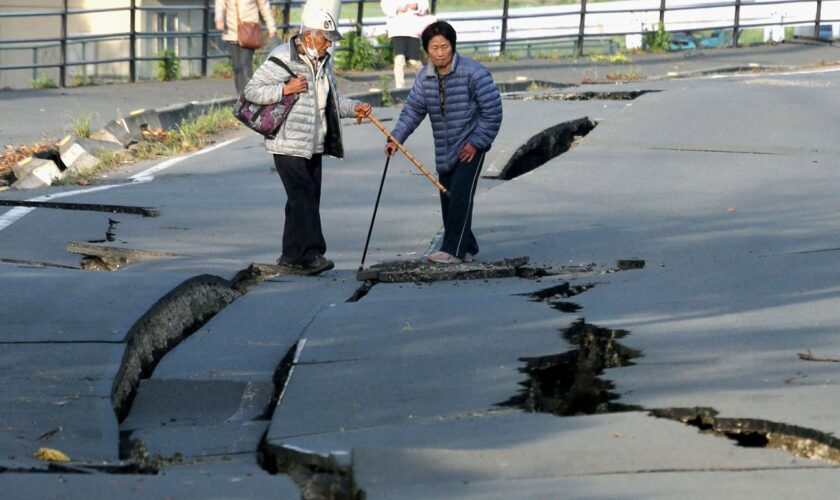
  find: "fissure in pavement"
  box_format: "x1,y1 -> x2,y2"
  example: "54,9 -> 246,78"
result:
258,342 -> 364,500
112,274 -> 243,421
0,199 -> 159,217
499,117 -> 596,180
509,282 -> 840,464
652,407 -> 840,465
502,318 -> 642,415
507,90 -> 659,102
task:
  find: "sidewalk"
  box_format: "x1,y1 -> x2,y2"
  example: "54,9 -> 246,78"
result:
1,41 -> 838,148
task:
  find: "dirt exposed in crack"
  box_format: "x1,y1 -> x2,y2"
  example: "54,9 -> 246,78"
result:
87,217 -> 120,243
521,282 -> 595,313
347,279 -> 377,302
0,199 -> 159,216
112,274 -> 243,422
499,117 -> 596,180
652,407 -> 840,465
502,318 -> 642,415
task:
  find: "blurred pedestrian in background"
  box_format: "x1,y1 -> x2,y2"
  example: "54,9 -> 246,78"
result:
215,0 -> 277,93
380,0 -> 433,89
385,21 -> 502,264
244,9 -> 372,275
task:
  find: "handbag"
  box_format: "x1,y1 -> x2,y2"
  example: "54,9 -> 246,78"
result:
233,57 -> 299,139
235,0 -> 263,49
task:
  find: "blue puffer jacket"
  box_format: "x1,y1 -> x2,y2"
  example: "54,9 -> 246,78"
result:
390,53 -> 503,174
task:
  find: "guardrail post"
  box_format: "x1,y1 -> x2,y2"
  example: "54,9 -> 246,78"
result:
60,0 -> 68,87
201,0 -> 210,76
576,0 -> 587,57
356,0 -> 364,37
430,0 -> 437,15
281,0 -> 292,40
500,0 -> 510,55
733,0 -> 741,48
659,0 -> 666,26
130,0 -> 137,82
815,0 -> 823,39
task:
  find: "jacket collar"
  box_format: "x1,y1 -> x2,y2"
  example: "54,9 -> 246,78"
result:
425,52 -> 460,78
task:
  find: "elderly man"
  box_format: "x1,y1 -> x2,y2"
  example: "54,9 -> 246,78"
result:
244,9 -> 372,275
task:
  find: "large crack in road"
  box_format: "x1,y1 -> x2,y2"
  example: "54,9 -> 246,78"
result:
505,281 -> 840,466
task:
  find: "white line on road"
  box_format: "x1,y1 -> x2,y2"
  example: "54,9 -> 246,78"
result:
0,138 -> 241,233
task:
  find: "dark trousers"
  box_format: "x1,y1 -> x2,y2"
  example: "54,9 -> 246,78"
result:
229,42 -> 254,94
438,151 -> 485,259
274,154 -> 326,265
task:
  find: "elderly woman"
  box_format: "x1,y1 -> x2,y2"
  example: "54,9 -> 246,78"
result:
386,21 -> 503,264
244,9 -> 371,275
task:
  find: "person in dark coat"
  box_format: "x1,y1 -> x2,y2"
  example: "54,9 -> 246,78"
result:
385,20 -> 503,264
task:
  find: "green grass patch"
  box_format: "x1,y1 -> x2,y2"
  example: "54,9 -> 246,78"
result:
31,77 -> 58,89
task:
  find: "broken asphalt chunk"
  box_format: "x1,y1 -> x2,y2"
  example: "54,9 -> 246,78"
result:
356,256 -> 529,282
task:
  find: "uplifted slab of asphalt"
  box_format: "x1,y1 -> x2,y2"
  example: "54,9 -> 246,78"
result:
267,277 -> 581,443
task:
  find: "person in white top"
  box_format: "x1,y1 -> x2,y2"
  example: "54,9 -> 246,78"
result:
380,0 -> 433,89
215,0 -> 276,93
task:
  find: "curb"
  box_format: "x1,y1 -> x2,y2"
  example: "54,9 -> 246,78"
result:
10,97 -> 236,190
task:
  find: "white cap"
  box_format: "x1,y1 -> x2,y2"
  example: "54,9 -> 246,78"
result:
301,9 -> 343,42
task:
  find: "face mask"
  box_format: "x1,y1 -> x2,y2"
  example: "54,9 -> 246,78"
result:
303,36 -> 320,60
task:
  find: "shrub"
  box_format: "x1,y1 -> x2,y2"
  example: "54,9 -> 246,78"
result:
155,50 -> 181,81
379,75 -> 393,106
213,59 -> 234,78
376,34 -> 394,68
643,22 -> 670,52
336,31 -> 378,71
31,77 -> 58,89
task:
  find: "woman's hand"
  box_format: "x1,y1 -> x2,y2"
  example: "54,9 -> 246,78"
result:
283,75 -> 308,96
385,141 -> 398,157
459,142 -> 478,163
215,20 -> 224,31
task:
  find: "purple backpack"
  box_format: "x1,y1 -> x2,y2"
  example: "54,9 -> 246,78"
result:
233,56 -> 299,139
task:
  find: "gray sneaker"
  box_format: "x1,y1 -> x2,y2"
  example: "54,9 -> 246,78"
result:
464,253 -> 474,263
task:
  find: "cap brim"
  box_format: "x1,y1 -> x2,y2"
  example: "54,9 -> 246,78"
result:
323,30 -> 343,42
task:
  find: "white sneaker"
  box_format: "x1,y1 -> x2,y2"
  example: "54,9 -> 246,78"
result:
426,251 -> 462,264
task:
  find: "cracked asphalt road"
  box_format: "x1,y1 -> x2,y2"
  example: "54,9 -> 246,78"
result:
4,43 -> 840,498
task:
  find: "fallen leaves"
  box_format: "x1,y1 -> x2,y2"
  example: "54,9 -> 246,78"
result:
1,142 -> 57,177
33,447 -> 70,462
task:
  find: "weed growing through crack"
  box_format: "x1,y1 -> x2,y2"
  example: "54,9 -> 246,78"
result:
72,115 -> 92,138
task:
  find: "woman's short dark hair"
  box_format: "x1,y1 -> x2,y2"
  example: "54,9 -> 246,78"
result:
421,21 -> 457,52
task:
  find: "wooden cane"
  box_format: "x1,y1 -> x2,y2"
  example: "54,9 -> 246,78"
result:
365,114 -> 448,196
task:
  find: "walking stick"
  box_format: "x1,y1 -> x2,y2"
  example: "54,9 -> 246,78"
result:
358,155 -> 391,273
366,114 -> 448,196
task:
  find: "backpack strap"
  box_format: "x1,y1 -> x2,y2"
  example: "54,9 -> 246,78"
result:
269,56 -> 297,78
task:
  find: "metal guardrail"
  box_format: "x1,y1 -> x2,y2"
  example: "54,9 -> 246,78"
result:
0,0 -> 837,87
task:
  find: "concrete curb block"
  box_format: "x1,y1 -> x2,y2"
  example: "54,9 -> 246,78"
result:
58,135 -> 121,177
11,157 -> 62,189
